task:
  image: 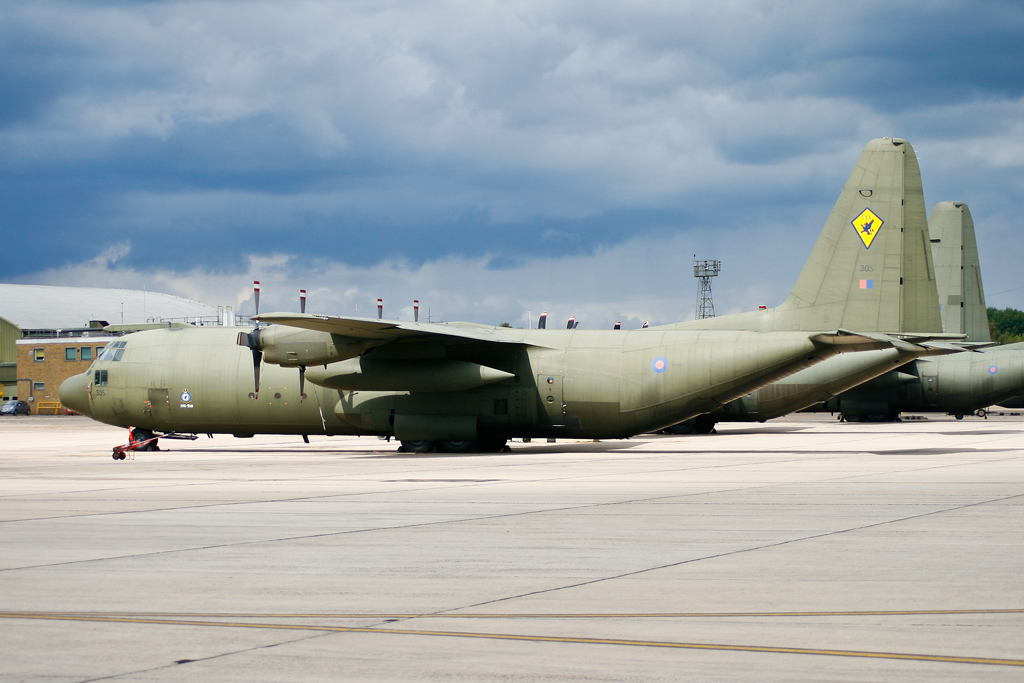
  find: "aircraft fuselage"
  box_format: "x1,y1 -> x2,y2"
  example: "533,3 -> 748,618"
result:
61,325 -> 850,442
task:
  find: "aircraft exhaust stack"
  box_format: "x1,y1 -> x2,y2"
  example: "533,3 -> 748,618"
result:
300,290 -> 306,314
538,311 -> 547,329
377,298 -> 383,320
414,300 -> 420,323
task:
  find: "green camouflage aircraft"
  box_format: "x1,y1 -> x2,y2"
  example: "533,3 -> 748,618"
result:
822,201 -> 1024,421
59,138 -> 959,456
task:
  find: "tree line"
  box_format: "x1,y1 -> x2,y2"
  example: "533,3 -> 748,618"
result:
988,307 -> 1024,344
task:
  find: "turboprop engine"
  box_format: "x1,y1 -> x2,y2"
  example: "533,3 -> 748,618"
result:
237,326 -> 374,367
236,326 -> 379,397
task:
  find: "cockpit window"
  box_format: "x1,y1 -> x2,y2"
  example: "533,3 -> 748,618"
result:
98,340 -> 127,361
94,370 -> 108,386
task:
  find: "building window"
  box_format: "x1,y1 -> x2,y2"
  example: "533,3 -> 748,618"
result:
33,382 -> 45,391
81,347 -> 93,361
95,346 -> 105,358
65,347 -> 77,361
33,348 -> 45,362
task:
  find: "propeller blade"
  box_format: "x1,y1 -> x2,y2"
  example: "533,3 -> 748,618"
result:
299,365 -> 307,400
254,281 -> 261,317
252,348 -> 262,396
300,289 -> 306,314
237,329 -> 262,396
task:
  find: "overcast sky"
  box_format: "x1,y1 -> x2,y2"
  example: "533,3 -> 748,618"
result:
2,0 -> 1022,327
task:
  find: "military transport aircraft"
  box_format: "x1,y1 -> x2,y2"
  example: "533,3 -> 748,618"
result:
821,201 -> 1024,421
60,138 -> 962,456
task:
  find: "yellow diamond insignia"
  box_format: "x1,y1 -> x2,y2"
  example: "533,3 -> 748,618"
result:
852,208 -> 883,249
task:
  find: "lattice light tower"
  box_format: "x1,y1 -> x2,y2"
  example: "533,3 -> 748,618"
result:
693,258 -> 721,319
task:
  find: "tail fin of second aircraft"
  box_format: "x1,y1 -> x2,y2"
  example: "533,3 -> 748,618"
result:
929,201 -> 990,341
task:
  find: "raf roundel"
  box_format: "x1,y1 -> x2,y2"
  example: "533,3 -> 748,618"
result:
180,389 -> 192,403
651,357 -> 668,374
988,366 -> 998,375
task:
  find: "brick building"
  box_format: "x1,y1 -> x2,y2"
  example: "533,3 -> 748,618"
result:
15,339 -> 109,413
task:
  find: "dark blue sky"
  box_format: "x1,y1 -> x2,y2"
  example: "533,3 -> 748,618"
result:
2,1 -> 1023,325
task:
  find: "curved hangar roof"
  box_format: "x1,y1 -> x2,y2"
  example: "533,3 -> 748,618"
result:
0,284 -> 220,331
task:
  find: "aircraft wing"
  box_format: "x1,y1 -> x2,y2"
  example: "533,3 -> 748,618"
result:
254,313 -> 530,346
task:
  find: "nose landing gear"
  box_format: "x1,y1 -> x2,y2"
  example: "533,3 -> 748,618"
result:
112,428 -> 160,460
110,429 -> 198,461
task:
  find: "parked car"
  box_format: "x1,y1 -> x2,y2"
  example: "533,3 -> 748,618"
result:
0,400 -> 31,416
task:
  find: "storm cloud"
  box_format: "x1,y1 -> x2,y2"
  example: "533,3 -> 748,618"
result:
2,1 -> 1022,326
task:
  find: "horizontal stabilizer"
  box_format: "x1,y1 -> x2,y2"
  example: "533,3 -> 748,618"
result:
809,329 -> 913,353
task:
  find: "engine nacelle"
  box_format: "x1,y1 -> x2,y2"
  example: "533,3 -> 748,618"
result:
238,326 -> 376,367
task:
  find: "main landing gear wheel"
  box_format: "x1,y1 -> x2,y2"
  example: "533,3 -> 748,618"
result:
400,440 -> 435,453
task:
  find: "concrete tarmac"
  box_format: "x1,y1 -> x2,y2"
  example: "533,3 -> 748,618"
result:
0,413 -> 1022,681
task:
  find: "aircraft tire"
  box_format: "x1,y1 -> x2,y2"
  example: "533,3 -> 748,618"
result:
693,416 -> 717,434
400,440 -> 435,453
954,413 -> 964,420
440,440 -> 474,453
475,437 -> 507,453
666,420 -> 697,434
132,428 -> 159,451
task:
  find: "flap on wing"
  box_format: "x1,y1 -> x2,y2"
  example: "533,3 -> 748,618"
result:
255,313 -> 530,346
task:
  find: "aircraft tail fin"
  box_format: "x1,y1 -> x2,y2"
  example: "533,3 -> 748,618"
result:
929,201 -> 990,342
772,137 -> 942,333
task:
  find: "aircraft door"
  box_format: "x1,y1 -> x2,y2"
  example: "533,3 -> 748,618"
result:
147,388 -> 171,425
537,374 -> 565,425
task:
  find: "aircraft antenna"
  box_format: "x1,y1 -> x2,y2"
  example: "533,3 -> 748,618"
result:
694,258 -> 721,319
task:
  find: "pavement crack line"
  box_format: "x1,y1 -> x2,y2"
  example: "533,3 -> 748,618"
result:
5,467 -> 1021,574
0,472 -> 868,573
1,612 -> 1021,669
454,489 -> 1024,612
72,630 -> 330,683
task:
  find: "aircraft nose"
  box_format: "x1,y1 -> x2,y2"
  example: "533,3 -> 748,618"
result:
59,372 -> 92,417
